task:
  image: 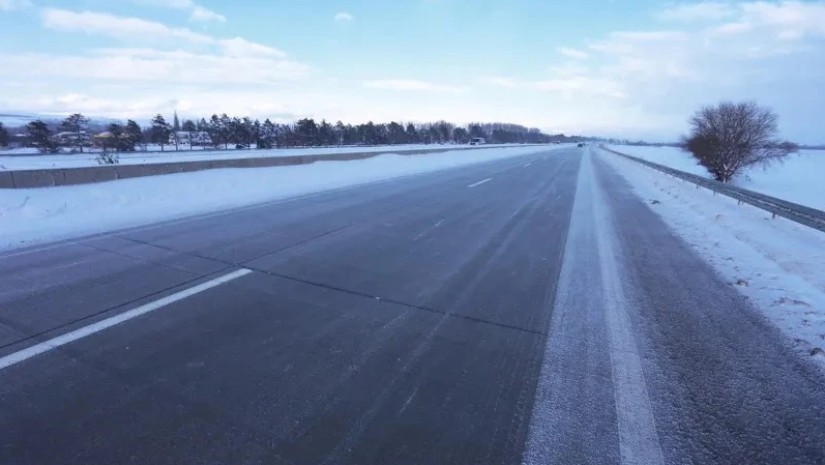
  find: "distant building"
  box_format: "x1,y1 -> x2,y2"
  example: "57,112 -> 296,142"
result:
169,131 -> 212,147
470,137 -> 486,145
54,131 -> 91,147
92,131 -> 116,147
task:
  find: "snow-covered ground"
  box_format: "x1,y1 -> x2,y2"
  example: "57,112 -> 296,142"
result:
597,146 -> 825,368
608,144 -> 825,211
0,144 -> 527,171
0,145 -> 564,251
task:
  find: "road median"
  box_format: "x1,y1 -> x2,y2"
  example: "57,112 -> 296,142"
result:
0,145 -> 546,189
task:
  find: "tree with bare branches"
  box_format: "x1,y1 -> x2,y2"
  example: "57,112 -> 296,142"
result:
681,101 -> 797,183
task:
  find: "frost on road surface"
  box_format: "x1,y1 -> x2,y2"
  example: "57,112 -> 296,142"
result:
0,145 -> 562,251
524,150 -> 664,465
598,146 -> 825,367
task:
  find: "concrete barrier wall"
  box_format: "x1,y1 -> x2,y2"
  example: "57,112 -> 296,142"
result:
0,145 -> 548,189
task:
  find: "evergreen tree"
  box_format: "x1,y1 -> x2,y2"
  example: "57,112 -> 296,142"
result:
435,121 -> 453,143
181,119 -> 196,132
102,123 -> 123,152
173,111 -> 181,132
318,120 -> 335,146
208,114 -> 223,148
124,120 -> 142,151
0,122 -> 9,147
296,118 -> 319,146
334,121 -> 346,145
387,122 -> 405,144
258,119 -> 277,149
220,114 -> 232,148
150,114 -> 171,151
25,120 -> 57,153
405,123 -> 419,144
59,113 -> 90,152
468,124 -> 486,140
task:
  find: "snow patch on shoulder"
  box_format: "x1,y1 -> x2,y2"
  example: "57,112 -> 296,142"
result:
598,147 -> 825,368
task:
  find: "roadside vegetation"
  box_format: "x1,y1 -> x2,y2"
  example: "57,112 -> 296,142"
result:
681,101 -> 798,183
2,112 -> 592,155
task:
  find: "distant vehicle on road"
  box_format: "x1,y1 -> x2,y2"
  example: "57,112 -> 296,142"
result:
470,137 -> 486,145
577,143 -> 585,147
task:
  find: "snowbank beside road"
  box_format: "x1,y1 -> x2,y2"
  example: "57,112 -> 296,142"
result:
0,145 -> 561,251
0,144 -> 526,171
598,147 -> 825,367
609,144 -> 825,210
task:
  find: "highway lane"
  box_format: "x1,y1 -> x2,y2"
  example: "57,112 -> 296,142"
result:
1,146 -> 824,464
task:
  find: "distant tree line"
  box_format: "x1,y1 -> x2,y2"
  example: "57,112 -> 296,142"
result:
4,112 -> 593,154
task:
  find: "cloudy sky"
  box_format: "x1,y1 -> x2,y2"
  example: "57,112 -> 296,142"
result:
1,0 -> 824,142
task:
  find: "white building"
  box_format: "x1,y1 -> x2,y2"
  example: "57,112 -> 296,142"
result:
169,131 -> 212,147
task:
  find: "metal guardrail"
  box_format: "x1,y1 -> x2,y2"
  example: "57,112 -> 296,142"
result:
600,145 -> 825,233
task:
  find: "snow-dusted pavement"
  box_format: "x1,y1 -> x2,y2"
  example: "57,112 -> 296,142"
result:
0,145 -> 564,251
1,146 -> 824,464
598,146 -> 825,368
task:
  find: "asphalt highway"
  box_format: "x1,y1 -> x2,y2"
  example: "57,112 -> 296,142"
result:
1,146 -> 823,464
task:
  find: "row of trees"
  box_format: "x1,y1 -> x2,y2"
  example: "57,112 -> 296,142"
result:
5,112 -> 579,154
23,117 -> 144,154
150,114 -> 561,150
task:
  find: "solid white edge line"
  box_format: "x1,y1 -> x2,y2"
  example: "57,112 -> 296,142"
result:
587,149 -> 665,465
0,268 -> 253,371
468,178 -> 493,188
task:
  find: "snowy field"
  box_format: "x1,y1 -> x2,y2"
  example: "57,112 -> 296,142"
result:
597,146 -> 825,368
608,144 -> 825,211
0,144 -> 529,171
0,145 -> 565,251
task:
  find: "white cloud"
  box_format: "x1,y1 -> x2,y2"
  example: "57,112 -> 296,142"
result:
11,7 -> 305,90
334,12 -> 354,22
119,0 -> 225,23
534,1 -> 825,140
557,47 -> 589,60
481,77 -> 517,88
41,8 -> 212,44
738,1 -> 825,40
482,75 -> 625,99
364,79 -> 467,93
40,8 -> 285,60
532,77 -> 626,99
0,0 -> 32,11
0,48 -> 308,85
658,2 -> 737,22
190,6 -> 226,23
219,37 -> 286,58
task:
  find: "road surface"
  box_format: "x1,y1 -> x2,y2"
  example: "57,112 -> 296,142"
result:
1,147 -> 823,464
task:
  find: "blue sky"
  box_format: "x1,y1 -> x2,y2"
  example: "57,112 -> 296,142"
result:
1,0 -> 824,142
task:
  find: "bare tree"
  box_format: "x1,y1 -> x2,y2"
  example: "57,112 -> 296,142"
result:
682,101 -> 797,182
